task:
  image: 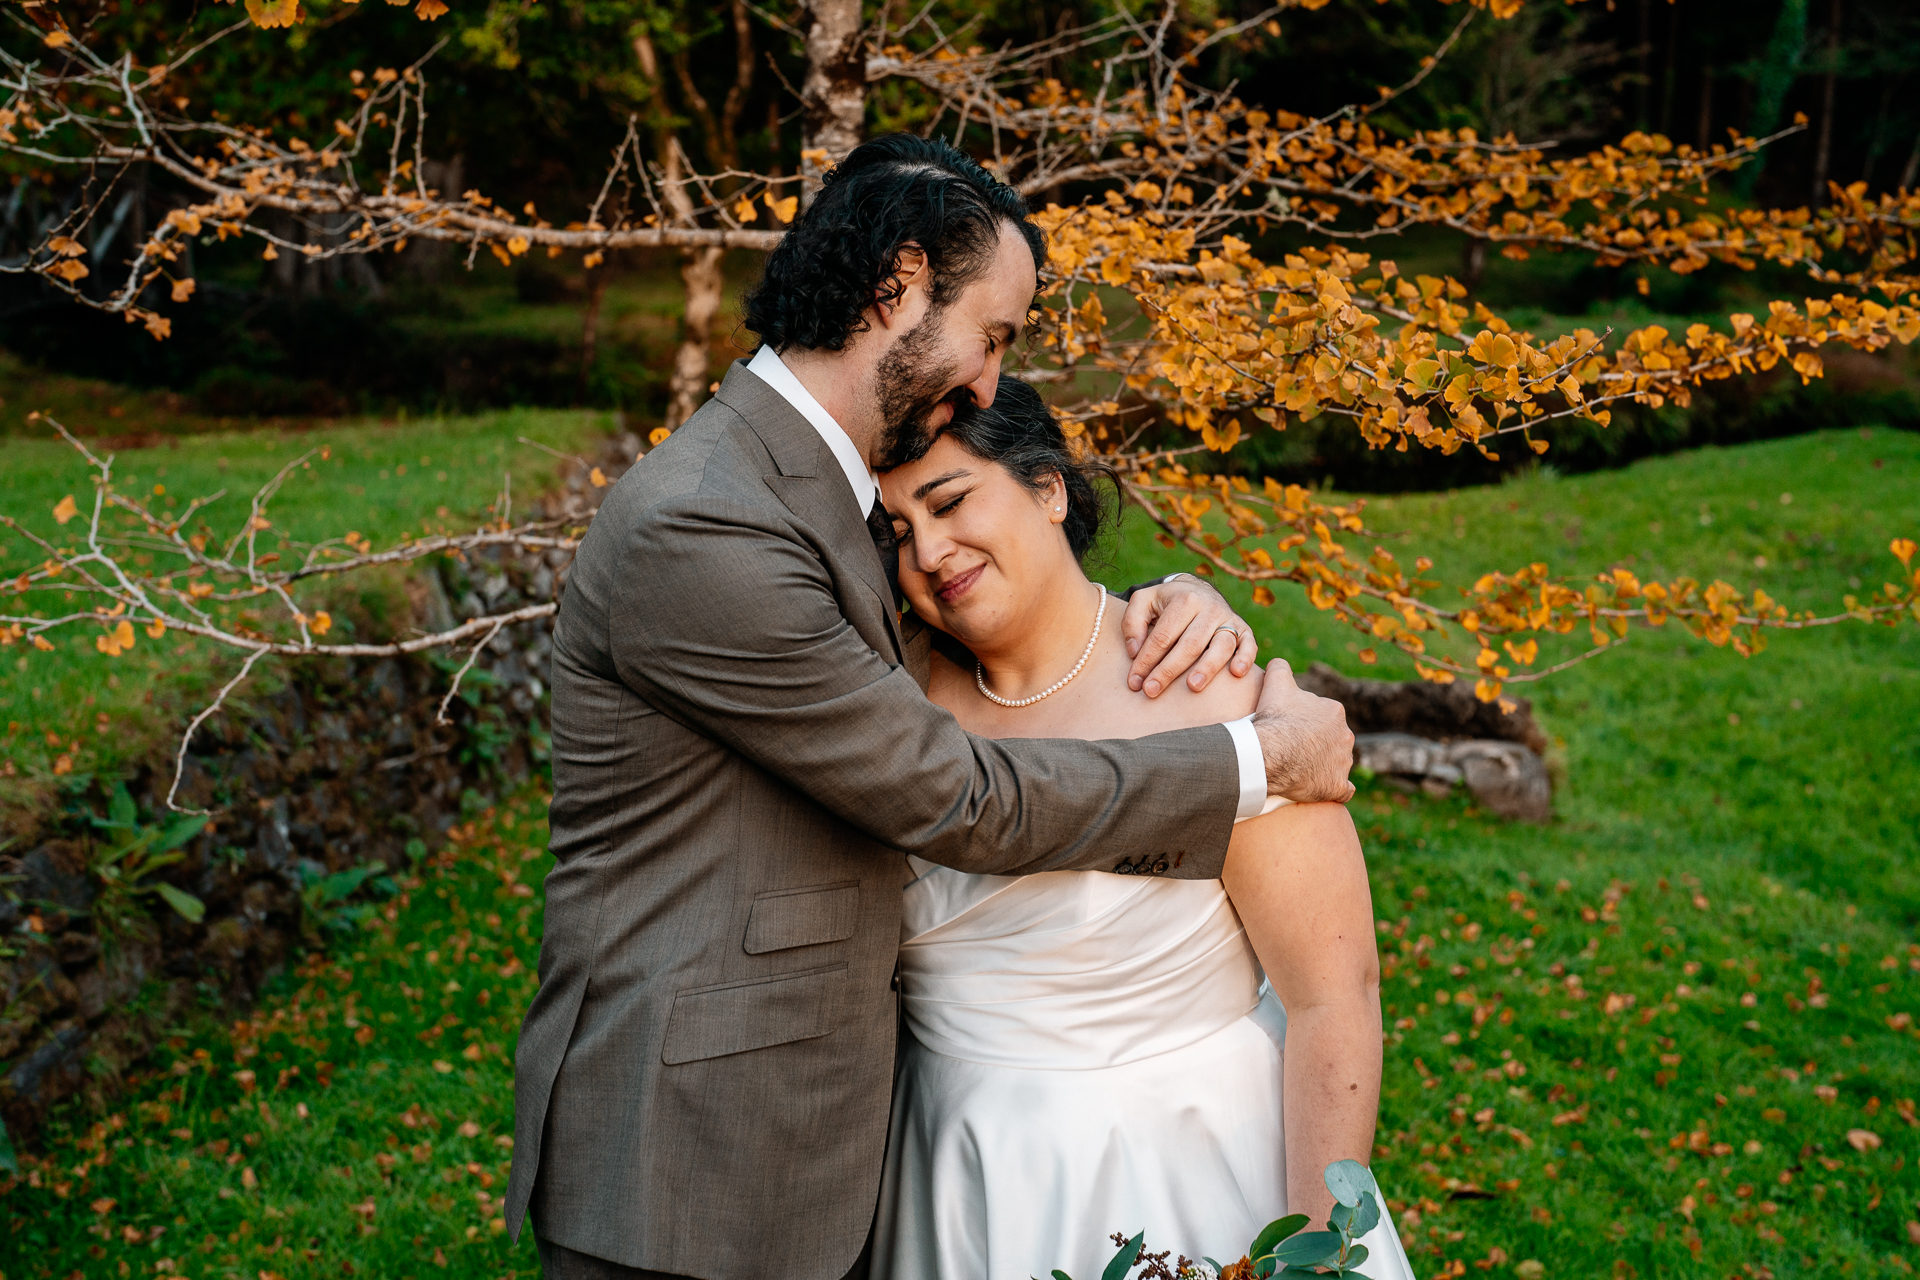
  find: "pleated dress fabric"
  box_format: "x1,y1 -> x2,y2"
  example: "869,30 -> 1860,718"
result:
871,859 -> 1418,1280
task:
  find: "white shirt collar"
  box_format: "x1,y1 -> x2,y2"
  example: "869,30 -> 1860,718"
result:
747,346 -> 878,518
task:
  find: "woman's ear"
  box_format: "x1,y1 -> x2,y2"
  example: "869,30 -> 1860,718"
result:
1040,472 -> 1067,524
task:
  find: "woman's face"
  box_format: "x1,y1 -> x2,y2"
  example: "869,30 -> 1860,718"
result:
879,431 -> 1070,646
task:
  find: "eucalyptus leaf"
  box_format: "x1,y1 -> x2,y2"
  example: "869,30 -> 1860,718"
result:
1328,1201 -> 1356,1235
1248,1213 -> 1309,1261
1101,1231 -> 1144,1280
1270,1230 -> 1345,1266
1351,1192 -> 1381,1238
1253,1258 -> 1276,1280
1202,1259 -> 1224,1275
1051,1270 -> 1074,1280
1339,1244 -> 1370,1271
1324,1158 -> 1373,1208
153,882 -> 206,924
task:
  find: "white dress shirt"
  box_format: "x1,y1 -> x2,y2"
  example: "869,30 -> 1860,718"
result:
745,345 -> 1268,821
749,345 -> 878,517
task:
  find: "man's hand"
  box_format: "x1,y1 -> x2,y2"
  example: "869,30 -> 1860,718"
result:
1121,575 -> 1259,698
1251,659 -> 1355,803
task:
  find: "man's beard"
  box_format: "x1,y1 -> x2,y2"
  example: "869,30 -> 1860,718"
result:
873,308 -> 967,469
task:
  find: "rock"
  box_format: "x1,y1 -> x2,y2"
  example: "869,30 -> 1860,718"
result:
19,843 -> 93,914
1297,662 -> 1547,753
1448,740 -> 1553,823
1354,732 -> 1553,824
4,1023 -> 89,1109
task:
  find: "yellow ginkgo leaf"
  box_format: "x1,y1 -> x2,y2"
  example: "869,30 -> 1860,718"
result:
52,495 -> 78,524
113,620 -> 135,651
146,618 -> 166,639
416,0 -> 449,18
43,29 -> 71,48
47,259 -> 89,283
589,467 -> 608,488
32,635 -> 55,651
733,197 -> 758,224
245,0 -> 302,29
312,611 -> 332,636
583,252 -> 604,270
171,278 -> 196,303
763,192 -> 798,224
506,235 -> 530,257
648,427 -> 672,446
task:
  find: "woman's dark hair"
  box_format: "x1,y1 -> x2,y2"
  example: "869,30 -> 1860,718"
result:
743,134 -> 1047,353
940,376 -> 1118,561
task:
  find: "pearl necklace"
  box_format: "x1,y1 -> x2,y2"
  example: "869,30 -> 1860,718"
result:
975,583 -> 1108,709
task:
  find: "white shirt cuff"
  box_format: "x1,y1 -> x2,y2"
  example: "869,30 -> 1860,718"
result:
1224,716 -> 1268,821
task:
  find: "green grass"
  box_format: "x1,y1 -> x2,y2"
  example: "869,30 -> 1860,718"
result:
0,406 -> 617,813
2,426 -> 1916,1279
1,800 -> 552,1278
1087,425 -> 1920,1277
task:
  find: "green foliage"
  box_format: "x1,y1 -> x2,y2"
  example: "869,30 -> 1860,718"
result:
297,859 -> 397,940
84,782 -> 208,942
1059,1162 -> 1384,1280
1,796 -> 554,1276
0,405 -> 611,809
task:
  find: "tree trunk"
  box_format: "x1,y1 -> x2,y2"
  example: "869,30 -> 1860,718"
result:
1696,68 -> 1714,151
580,261 -> 607,404
1810,0 -> 1840,204
800,0 -> 866,203
666,245 -> 726,430
1738,0 -> 1808,196
1460,238 -> 1487,293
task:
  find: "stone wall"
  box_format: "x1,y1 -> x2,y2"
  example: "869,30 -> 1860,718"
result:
0,433 -> 638,1149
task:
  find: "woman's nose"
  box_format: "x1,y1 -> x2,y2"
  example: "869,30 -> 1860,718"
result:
911,525 -> 954,573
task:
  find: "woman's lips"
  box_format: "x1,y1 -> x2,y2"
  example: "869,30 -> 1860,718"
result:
935,564 -> 983,604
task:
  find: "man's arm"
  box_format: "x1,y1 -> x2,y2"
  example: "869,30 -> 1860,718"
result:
609,496 -> 1241,878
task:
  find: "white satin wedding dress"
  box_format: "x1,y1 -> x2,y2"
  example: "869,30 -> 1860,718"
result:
871,854 -> 1417,1280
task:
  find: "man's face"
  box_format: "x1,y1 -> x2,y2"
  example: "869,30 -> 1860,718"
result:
873,221 -> 1037,469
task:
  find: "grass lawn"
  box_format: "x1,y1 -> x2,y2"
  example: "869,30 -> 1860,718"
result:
0,402 -> 616,815
1,426 -> 1916,1279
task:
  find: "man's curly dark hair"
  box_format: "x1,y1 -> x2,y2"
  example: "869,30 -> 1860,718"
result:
742,134 -> 1047,353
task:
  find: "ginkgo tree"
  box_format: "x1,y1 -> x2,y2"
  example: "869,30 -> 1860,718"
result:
0,0 -> 1916,799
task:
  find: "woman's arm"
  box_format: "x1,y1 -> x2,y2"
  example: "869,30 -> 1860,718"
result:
1222,803 -> 1383,1228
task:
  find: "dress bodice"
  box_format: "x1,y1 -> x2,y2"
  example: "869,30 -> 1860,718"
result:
898,858 -> 1265,1070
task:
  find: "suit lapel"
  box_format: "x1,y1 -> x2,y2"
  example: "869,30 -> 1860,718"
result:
717,361 -> 904,662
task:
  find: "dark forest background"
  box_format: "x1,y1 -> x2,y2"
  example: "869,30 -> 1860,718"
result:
3,0 -> 1917,492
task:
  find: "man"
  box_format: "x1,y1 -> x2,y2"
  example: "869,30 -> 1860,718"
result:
507,134 -> 1355,1280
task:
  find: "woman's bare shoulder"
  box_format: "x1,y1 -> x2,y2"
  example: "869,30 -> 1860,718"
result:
1087,629 -> 1264,737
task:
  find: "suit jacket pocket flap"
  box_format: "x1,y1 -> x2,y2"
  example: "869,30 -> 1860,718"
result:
743,882 -> 859,954
661,964 -> 845,1065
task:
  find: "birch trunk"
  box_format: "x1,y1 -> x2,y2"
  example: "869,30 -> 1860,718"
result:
800,0 -> 866,203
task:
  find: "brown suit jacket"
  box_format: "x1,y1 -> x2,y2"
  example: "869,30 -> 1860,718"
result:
505,360 -> 1241,1279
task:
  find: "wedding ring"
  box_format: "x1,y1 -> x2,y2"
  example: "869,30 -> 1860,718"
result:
1213,625 -> 1241,642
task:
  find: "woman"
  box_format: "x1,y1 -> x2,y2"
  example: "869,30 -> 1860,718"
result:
870,377 -> 1414,1280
